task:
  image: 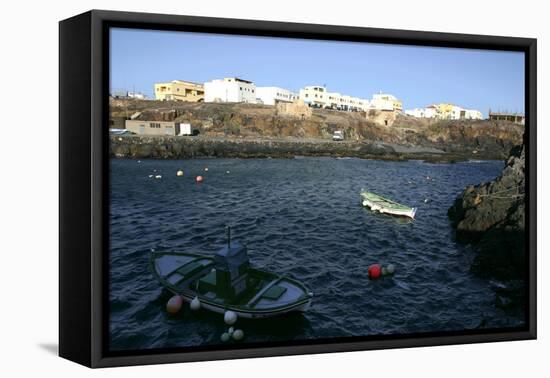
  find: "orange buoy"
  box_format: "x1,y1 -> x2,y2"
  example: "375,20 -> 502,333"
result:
166,295 -> 183,314
368,264 -> 381,279
196,175 -> 204,183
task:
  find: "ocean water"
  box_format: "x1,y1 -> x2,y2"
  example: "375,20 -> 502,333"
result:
109,157 -> 524,352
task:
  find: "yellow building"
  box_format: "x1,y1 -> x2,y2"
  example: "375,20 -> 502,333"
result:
435,103 -> 455,119
154,80 -> 204,102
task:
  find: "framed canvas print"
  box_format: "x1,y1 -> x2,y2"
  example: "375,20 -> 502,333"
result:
59,10 -> 536,368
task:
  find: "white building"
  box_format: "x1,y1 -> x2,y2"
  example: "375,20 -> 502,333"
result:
463,109 -> 483,120
204,77 -> 257,103
406,108 -> 430,118
370,93 -> 403,112
127,91 -> 146,100
405,104 -> 483,120
299,85 -> 370,111
255,87 -> 298,105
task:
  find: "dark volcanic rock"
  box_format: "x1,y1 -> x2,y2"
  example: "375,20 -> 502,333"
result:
448,144 -> 525,280
109,135 -> 455,162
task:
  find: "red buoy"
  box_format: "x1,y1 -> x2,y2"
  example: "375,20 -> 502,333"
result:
196,175 -> 204,183
368,264 -> 382,279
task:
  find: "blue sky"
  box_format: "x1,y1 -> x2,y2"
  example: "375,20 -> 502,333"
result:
110,28 -> 525,116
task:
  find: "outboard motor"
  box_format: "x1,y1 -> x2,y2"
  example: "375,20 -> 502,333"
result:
213,227 -> 250,300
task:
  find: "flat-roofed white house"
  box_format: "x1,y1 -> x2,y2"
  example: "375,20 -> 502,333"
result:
256,87 -> 298,105
405,104 -> 483,120
405,106 -> 438,118
204,77 -> 257,103
370,93 -> 403,112
299,85 -> 370,111
299,85 -> 328,108
463,109 -> 483,120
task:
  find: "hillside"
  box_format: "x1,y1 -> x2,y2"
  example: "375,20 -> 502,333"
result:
110,98 -> 524,160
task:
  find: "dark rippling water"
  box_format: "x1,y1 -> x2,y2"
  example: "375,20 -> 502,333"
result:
109,157 -> 524,352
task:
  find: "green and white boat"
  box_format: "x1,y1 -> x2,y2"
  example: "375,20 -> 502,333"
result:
360,189 -> 417,219
150,229 -> 313,319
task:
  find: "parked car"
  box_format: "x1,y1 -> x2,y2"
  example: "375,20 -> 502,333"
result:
332,130 -> 344,141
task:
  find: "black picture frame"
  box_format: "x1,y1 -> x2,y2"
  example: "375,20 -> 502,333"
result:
59,9 -> 537,368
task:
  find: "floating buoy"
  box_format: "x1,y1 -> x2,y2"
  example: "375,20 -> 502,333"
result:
228,327 -> 234,336
424,198 -> 429,203
204,167 -> 209,172
155,175 -> 162,179
224,310 -> 238,325
386,264 -> 395,275
381,266 -> 388,276
190,296 -> 201,311
226,171 -> 230,174
220,333 -> 230,342
166,295 -> 183,314
176,170 -> 184,177
148,175 -> 154,178
368,264 -> 381,279
196,175 -> 204,183
232,329 -> 244,341
138,160 -> 141,163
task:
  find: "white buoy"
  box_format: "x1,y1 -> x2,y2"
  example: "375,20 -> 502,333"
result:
138,160 -> 141,163
155,175 -> 162,179
228,327 -> 234,335
386,264 -> 395,274
226,170 -> 230,174
220,333 -> 230,342
424,198 -> 429,203
148,175 -> 154,178
381,267 -> 388,276
224,310 -> 238,325
190,296 -> 201,311
176,170 -> 184,177
232,329 -> 244,341
204,167 -> 209,172
166,295 -> 183,314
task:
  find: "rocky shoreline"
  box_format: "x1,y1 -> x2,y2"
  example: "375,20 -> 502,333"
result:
109,135 -> 507,163
448,143 -> 526,312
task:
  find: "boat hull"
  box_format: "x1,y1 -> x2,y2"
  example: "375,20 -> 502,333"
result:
174,290 -> 312,319
150,250 -> 313,318
360,191 -> 417,219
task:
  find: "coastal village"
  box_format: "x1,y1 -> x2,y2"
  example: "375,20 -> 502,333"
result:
111,77 -> 525,138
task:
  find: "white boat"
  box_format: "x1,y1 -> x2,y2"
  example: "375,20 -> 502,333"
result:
360,189 -> 417,219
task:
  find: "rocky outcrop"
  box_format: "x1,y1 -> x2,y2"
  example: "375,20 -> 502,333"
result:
448,144 -> 526,279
